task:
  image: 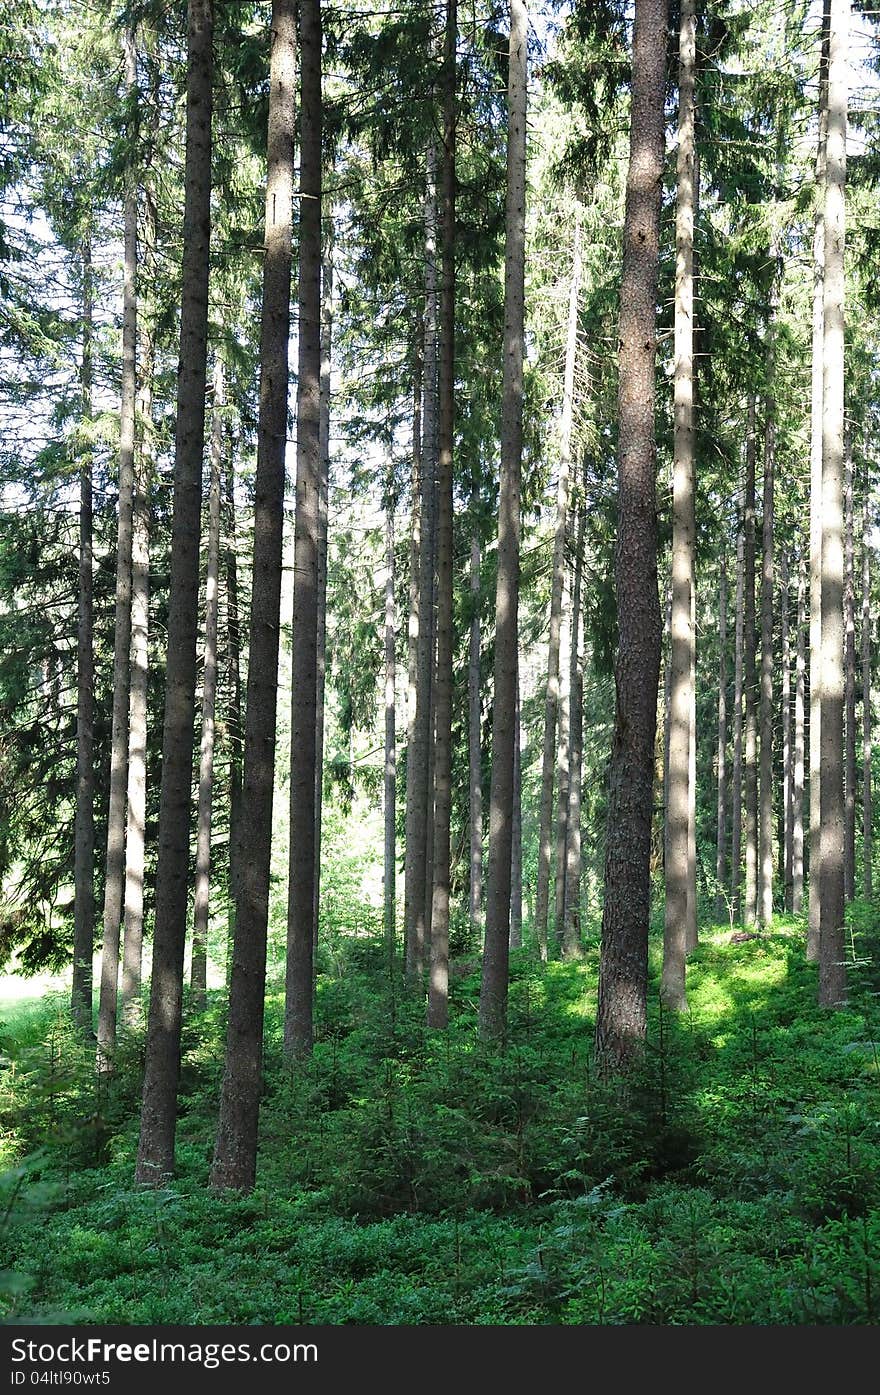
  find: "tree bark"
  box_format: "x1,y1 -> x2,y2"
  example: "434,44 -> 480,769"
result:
210,0 -> 295,1191
97,24 -> 138,1071
809,0 -> 831,961
662,0 -> 696,1009
781,550 -> 793,910
136,0 -> 214,1184
793,556 -> 806,912
759,401 -> 775,927
594,0 -> 667,1073
510,659 -> 523,949
818,0 -> 848,1010
730,498 -> 744,922
553,562 -> 571,951
224,453 -> 242,970
384,480 -> 397,973
844,441 -> 856,902
284,0 -> 323,1059
72,240 -> 95,1032
468,485 -> 483,946
862,489 -> 872,898
479,0 -> 527,1040
715,550 -> 727,922
743,397 -> 758,927
191,359 -> 224,1007
535,214 -> 581,958
313,223 -> 334,953
562,499 -> 586,958
427,0 -> 456,1030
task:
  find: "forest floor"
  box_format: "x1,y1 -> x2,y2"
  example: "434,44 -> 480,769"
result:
3,904 -> 880,1325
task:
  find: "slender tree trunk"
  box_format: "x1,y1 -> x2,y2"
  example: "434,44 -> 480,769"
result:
562,500 -> 586,958
594,0 -> 667,1073
809,0 -> 831,960
759,402 -> 775,926
406,347 -> 423,957
468,486 -> 483,945
427,0 -> 456,1030
780,550 -> 792,909
97,24 -> 138,1071
535,215 -> 581,957
743,398 -> 758,928
479,0 -> 527,1040
136,0 -> 214,1184
210,0 -> 295,1191
313,220 -> 334,954
862,490 -> 873,898
793,557 -> 806,912
191,360 -> 224,1007
284,0 -> 322,1059
731,500 -> 744,921
224,454 -> 242,964
72,240 -> 95,1032
818,0 -> 848,1010
553,567 -> 571,950
404,150 -> 438,985
715,551 -> 727,922
662,0 -> 696,1008
384,482 -> 397,971
844,441 -> 856,902
510,660 -> 523,949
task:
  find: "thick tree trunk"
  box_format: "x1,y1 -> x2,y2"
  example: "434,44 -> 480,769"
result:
97,25 -> 138,1070
313,225 -> 334,952
284,0 -> 323,1059
510,662 -> 523,949
781,550 -> 792,910
191,360 -> 224,1007
715,551 -> 727,922
406,349 -> 423,953
862,491 -> 873,898
72,241 -> 95,1032
535,216 -> 581,958
743,398 -> 758,927
135,0 -> 214,1184
427,0 -> 456,1030
479,0 -> 527,1040
594,0 -> 667,1073
384,484 -> 397,972
662,0 -> 696,1009
818,0 -> 848,1010
844,442 -> 856,902
562,500 -> 586,958
210,0 -> 295,1191
809,0 -> 831,960
793,557 -> 806,912
759,402 -> 775,926
731,502 -> 744,921
468,487 -> 483,945
404,150 -> 438,985
224,454 -> 242,966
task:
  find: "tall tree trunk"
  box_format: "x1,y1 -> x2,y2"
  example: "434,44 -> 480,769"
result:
468,485 -> 483,945
662,0 -> 696,1008
781,550 -> 792,909
743,397 -> 758,927
535,215 -> 581,958
190,360 -> 224,1007
384,481 -> 397,972
862,490 -> 872,898
793,556 -> 806,912
406,347 -> 423,957
818,0 -> 848,1010
135,0 -> 214,1184
731,499 -> 744,921
510,660 -> 523,949
284,0 -> 323,1058
553,567 -> 571,950
844,441 -> 856,902
809,0 -> 831,961
313,223 -> 334,953
594,0 -> 667,1073
97,23 -> 138,1071
403,149 -> 438,985
715,550 -> 727,922
72,239 -> 95,1032
210,0 -> 295,1191
759,401 -> 775,927
562,499 -> 586,958
479,0 -> 527,1040
427,0 -> 456,1030
224,453 -> 242,967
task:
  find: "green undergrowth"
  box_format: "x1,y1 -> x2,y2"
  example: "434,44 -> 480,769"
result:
3,903 -> 880,1324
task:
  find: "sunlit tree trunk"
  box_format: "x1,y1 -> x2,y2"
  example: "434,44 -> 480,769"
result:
313,224 -> 334,953
731,500 -> 744,921
793,557 -> 806,912
510,661 -> 523,949
384,480 -> 397,971
759,401 -> 775,927
715,551 -> 727,923
862,491 -> 873,899
844,442 -> 856,902
224,454 -> 242,971
553,567 -> 571,950
743,398 -> 758,927
562,499 -> 586,958
468,486 -> 483,945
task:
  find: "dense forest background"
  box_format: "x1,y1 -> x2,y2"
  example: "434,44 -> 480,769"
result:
2,0 -> 880,1326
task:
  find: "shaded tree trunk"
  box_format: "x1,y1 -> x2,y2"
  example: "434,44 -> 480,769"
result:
562,499 -> 586,958
284,0 -> 323,1058
759,402 -> 775,927
479,0 -> 527,1040
731,500 -> 744,921
313,224 -> 334,954
793,557 -> 806,912
781,550 -> 793,910
715,551 -> 727,922
510,660 -> 523,949
862,490 -> 873,898
743,398 -> 758,928
553,568 -> 571,951
594,0 -> 667,1073
136,0 -> 214,1183
224,453 -> 242,969
210,0 -> 295,1191
844,441 -> 856,902
384,481 -> 397,971
191,360 -> 224,1007
468,486 -> 483,945
818,0 -> 849,1010
72,240 -> 95,1032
